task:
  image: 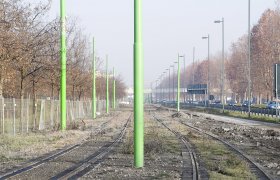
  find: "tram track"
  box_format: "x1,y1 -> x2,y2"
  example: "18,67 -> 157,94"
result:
152,113 -> 200,180
175,116 -> 275,180
0,112 -> 130,180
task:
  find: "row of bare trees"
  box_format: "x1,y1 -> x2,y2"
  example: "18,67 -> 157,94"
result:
159,7 -> 280,103
0,0 -> 127,102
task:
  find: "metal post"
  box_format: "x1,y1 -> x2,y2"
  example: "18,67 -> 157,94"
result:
192,47 -> 195,103
248,0 -> 251,117
207,35 -> 210,107
222,18 -> 225,113
106,55 -> 109,114
134,0 -> 144,168
113,67 -> 116,109
60,0 -> 67,130
177,54 -> 180,112
92,38 -> 96,119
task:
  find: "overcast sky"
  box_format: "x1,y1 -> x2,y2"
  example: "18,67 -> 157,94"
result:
38,0 -> 276,88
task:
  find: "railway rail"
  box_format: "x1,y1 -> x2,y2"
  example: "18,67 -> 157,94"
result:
172,114 -> 275,180
0,112 -> 130,180
152,114 -> 200,180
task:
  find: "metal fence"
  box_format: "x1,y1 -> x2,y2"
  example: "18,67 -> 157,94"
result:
0,98 -> 109,135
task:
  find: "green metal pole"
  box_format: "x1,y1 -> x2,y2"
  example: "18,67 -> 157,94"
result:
60,0 -> 66,130
134,0 -> 144,168
106,55 -> 109,114
177,54 -> 180,112
113,67 -> 116,109
92,38 -> 96,119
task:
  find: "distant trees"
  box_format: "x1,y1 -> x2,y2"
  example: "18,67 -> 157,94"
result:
0,0 -> 127,100
159,7 -> 280,103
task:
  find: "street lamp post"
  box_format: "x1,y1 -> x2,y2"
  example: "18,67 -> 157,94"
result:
60,0 -> 67,131
202,35 -> 210,107
177,55 -> 180,112
192,47 -> 195,103
248,0 -> 251,117
179,55 -> 186,103
214,18 -> 225,113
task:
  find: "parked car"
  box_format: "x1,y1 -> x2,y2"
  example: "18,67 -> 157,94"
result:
266,101 -> 280,109
242,101 -> 249,107
227,100 -> 237,106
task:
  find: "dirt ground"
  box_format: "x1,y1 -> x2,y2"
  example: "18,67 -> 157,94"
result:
0,112 -> 120,174
178,110 -> 280,179
83,113 -> 183,180
1,108 -> 279,179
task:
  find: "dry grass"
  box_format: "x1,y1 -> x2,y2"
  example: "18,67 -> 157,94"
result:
186,132 -> 256,179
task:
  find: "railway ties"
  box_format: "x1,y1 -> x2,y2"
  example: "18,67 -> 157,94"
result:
0,113 -> 131,180
152,114 -> 200,180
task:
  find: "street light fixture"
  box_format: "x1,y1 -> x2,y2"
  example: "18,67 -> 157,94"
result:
202,35 -> 210,107
214,18 -> 225,113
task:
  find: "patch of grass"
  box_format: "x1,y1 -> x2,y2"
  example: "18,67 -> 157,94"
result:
190,136 -> 256,180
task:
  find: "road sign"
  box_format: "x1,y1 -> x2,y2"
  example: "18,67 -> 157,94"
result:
187,84 -> 207,95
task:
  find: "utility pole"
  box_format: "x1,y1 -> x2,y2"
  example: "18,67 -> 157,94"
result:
60,0 -> 66,130
106,55 -> 109,114
92,38 -> 96,119
134,0 -> 144,168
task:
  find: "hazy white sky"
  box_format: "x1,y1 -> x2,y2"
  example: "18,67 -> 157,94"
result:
38,0 -> 276,88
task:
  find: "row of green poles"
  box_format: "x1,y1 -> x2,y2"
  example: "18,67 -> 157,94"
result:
134,0 -> 144,168
60,0 -> 66,130
92,38 -> 96,119
60,0 -> 143,168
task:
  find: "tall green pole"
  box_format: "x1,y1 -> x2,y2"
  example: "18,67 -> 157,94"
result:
92,38 -> 96,119
106,55 -> 109,114
60,0 -> 66,130
177,54 -> 180,112
134,0 -> 144,168
113,67 -> 116,109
